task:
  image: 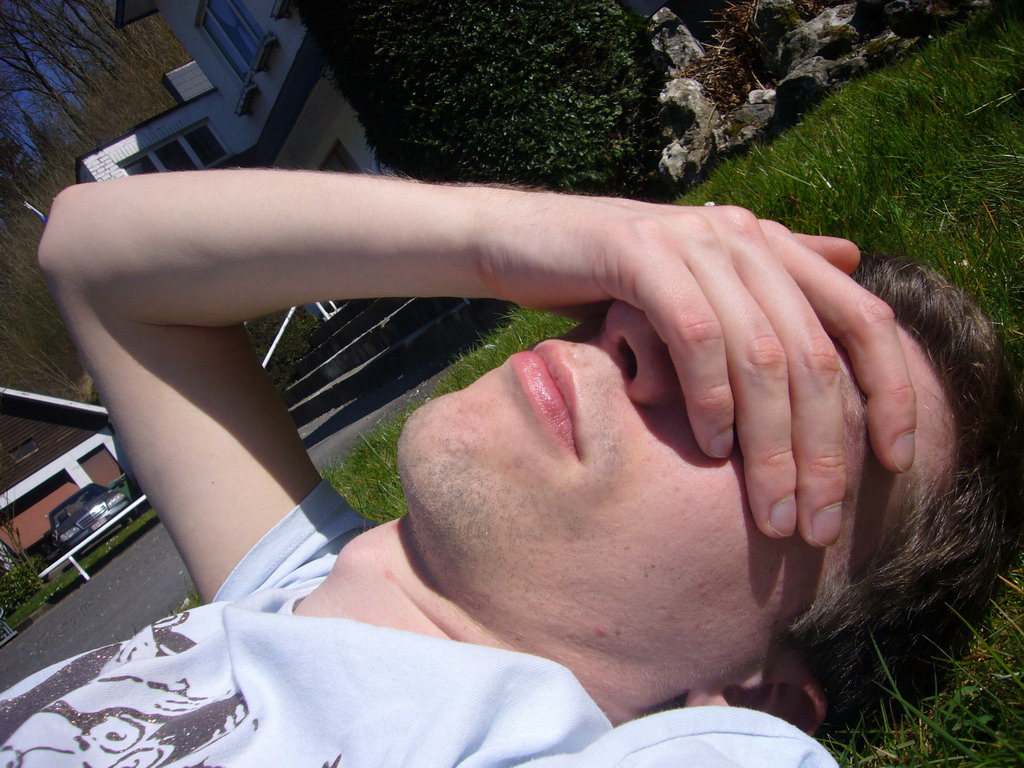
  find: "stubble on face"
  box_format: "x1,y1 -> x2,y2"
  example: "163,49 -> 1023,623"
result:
393,340 -> 797,709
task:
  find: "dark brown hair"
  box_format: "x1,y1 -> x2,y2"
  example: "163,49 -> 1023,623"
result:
788,252 -> 1024,726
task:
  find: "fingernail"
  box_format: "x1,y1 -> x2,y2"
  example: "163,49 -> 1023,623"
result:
891,430 -> 916,473
767,496 -> 796,537
709,429 -> 733,459
809,503 -> 843,547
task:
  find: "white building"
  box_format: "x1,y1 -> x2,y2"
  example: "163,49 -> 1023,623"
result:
79,0 -> 376,183
0,389 -> 127,557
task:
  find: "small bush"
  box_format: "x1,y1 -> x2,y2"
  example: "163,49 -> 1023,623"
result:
294,0 -> 664,197
0,557 -> 44,614
244,309 -> 320,391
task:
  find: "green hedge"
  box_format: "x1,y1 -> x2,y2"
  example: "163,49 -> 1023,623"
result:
245,308 -> 320,391
295,0 -> 664,197
0,557 -> 44,615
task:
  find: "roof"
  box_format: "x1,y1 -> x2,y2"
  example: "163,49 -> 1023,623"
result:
0,388 -> 109,431
0,389 -> 111,490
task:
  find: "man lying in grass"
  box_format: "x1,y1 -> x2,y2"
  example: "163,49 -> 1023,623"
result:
2,170 -> 1020,766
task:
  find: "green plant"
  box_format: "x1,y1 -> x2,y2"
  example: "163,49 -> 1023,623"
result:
294,0 -> 664,197
0,556 -> 44,613
244,308 -> 320,391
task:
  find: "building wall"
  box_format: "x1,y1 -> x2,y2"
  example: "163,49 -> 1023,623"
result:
81,95 -> 230,182
83,1 -> 374,182
1,473 -> 79,550
275,76 -> 377,172
0,431 -> 125,550
156,0 -> 308,150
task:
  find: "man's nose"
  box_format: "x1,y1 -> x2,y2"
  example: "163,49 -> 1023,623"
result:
600,301 -> 679,406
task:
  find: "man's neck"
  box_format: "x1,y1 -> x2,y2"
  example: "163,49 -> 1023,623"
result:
294,519 -> 509,648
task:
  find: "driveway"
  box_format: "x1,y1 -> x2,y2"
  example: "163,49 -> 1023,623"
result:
0,521 -> 192,692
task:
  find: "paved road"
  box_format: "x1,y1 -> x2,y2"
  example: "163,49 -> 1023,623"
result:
0,522 -> 192,692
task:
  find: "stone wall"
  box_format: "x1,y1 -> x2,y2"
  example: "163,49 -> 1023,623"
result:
651,0 -> 995,192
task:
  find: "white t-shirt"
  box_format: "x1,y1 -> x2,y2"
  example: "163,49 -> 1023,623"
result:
0,482 -> 838,767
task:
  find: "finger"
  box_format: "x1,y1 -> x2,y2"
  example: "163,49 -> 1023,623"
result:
730,234 -> 848,546
733,272 -> 847,545
631,260 -> 735,459
726,318 -> 799,541
790,351 -> 847,548
764,230 -> 916,474
827,292 -> 916,474
698,211 -> 845,543
790,233 -> 861,274
673,217 -> 800,534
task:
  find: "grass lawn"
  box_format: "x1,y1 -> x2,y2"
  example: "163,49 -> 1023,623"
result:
323,4 -> 1024,764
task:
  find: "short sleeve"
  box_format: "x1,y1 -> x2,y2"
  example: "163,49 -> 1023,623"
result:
213,480 -> 371,602
523,707 -> 839,768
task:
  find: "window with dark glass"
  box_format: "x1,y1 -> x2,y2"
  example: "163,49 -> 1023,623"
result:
120,125 -> 226,175
320,141 -> 356,173
123,156 -> 158,176
9,439 -> 37,461
202,0 -> 263,78
154,141 -> 197,171
184,125 -> 226,166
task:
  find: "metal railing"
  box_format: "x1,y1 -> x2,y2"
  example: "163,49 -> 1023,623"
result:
37,495 -> 149,584
261,306 -> 297,368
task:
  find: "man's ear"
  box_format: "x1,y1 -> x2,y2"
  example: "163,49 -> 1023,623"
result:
685,647 -> 827,734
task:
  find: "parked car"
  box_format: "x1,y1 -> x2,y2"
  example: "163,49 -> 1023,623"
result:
47,483 -> 131,553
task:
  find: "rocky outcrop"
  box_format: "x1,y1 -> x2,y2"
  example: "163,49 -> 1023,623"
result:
650,8 -> 705,77
659,78 -> 720,188
650,0 -> 993,191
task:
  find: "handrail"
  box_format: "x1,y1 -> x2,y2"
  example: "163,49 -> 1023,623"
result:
262,306 -> 298,368
37,494 -> 149,583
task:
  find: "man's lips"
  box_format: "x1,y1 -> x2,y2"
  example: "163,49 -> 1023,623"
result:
509,348 -> 578,456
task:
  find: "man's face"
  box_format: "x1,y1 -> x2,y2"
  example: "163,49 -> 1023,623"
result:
398,300 -> 950,723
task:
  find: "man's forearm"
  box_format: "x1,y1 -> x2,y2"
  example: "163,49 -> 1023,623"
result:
39,170 -> 496,328
39,170 -> 504,598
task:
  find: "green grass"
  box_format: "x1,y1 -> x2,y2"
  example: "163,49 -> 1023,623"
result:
820,559 -> 1024,766
8,507 -> 159,627
323,4 -> 1024,763
680,8 -> 1024,368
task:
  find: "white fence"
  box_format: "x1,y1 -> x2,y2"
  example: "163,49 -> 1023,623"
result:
38,494 -> 149,583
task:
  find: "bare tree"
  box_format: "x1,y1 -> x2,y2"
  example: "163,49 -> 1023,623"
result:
0,8 -> 187,398
0,0 -> 126,142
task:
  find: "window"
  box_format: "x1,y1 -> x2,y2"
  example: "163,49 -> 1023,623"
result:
319,141 -> 356,174
270,0 -> 292,19
122,125 -> 227,175
9,439 -> 37,462
202,0 -> 264,79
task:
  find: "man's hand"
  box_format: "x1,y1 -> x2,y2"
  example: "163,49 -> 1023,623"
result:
473,192 -> 916,547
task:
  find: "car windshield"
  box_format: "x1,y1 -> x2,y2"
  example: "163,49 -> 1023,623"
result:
50,485 -> 106,525
78,486 -> 105,502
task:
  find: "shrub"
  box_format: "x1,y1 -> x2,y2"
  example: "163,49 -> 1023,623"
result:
244,308 -> 320,391
294,0 -> 664,197
0,557 -> 44,614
